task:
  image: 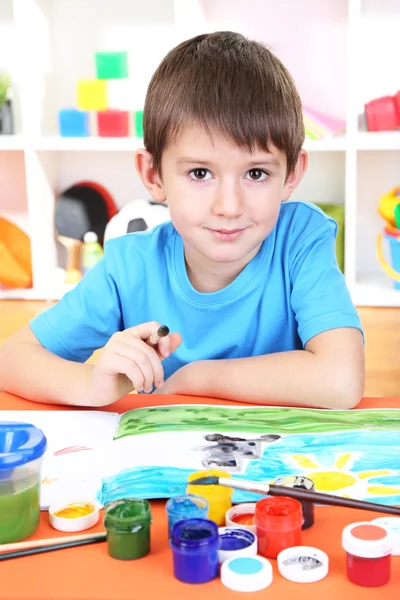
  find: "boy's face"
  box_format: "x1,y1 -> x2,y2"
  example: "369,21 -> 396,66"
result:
137,124 -> 306,284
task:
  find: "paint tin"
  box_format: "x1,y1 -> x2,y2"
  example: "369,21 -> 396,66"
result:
165,494 -> 208,537
371,517 -> 400,556
49,500 -> 99,532
225,503 -> 256,534
186,470 -> 233,526
104,498 -> 151,560
170,518 -> 219,584
274,475 -> 315,529
218,527 -> 257,563
277,546 -> 329,583
342,522 -> 393,587
255,496 -> 303,559
221,556 -> 273,592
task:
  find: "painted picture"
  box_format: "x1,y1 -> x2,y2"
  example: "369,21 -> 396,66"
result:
101,405 -> 400,506
2,405 -> 400,510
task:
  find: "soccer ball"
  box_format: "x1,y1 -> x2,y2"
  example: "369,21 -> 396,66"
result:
104,199 -> 171,242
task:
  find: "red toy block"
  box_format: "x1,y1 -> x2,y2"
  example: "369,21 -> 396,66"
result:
96,110 -> 130,137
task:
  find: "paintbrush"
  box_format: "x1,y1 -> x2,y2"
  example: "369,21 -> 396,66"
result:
190,476 -> 400,517
0,531 -> 106,561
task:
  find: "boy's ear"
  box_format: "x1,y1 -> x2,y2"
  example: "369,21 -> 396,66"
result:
135,148 -> 167,203
282,149 -> 308,201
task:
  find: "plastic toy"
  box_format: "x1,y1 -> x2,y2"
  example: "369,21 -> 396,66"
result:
58,109 -> 89,137
95,52 -> 128,80
365,91 -> 400,132
76,79 -> 107,111
0,217 -> 32,288
376,187 -> 400,288
378,187 -> 400,228
97,110 -> 129,137
104,199 -> 170,242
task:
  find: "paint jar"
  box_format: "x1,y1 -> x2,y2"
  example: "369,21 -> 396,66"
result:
342,522 -> 393,587
218,527 -> 257,563
274,475 -> 315,529
170,518 -> 219,583
186,470 -> 233,526
371,517 -> 400,556
104,498 -> 151,560
0,422 -> 47,544
255,496 -> 303,559
225,503 -> 257,534
49,500 -> 100,532
165,494 -> 208,537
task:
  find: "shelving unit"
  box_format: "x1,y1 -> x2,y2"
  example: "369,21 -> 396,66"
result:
0,0 -> 399,305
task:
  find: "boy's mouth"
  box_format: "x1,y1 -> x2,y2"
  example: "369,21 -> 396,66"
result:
208,228 -> 246,241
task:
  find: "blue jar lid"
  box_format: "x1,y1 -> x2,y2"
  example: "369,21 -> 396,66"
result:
0,422 -> 47,470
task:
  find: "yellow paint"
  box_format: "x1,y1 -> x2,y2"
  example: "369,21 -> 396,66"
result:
367,485 -> 400,496
334,453 -> 352,469
308,471 -> 357,492
186,469 -> 233,526
54,502 -> 95,519
358,470 -> 392,480
291,455 -> 319,469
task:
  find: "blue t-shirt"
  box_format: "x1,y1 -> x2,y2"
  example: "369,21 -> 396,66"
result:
30,201 -> 363,381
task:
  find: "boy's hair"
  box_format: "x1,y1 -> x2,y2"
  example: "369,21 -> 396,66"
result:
144,31 -> 304,175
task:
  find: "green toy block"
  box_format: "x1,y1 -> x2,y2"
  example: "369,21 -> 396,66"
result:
95,52 -> 128,79
134,110 -> 144,138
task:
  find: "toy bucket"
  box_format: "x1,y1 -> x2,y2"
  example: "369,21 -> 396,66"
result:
376,227 -> 400,290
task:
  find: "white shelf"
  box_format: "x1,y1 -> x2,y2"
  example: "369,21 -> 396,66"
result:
350,275 -> 400,307
356,131 -> 400,151
0,135 -> 25,150
32,136 -> 145,152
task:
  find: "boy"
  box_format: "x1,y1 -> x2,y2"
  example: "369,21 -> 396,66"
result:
0,32 -> 364,409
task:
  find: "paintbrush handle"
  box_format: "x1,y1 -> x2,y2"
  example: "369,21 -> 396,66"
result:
0,534 -> 107,561
219,477 -> 271,495
269,485 -> 400,516
0,531 -> 106,553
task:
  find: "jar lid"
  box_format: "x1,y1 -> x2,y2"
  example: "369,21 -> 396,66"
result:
277,546 -> 329,583
49,500 -> 100,532
225,503 -> 256,534
0,422 -> 47,470
218,527 -> 257,564
371,517 -> 400,556
342,522 -> 393,558
221,556 -> 273,592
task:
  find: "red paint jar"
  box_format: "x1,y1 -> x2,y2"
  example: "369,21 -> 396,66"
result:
255,496 -> 303,559
342,522 -> 393,587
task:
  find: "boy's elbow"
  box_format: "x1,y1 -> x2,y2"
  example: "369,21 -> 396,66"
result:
328,367 -> 365,410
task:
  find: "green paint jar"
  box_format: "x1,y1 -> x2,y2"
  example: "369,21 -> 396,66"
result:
104,498 -> 151,560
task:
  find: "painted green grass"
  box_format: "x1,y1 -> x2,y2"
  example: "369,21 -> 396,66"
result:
114,405 -> 400,440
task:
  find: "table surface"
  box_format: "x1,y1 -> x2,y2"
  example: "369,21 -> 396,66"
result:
0,391 -> 399,600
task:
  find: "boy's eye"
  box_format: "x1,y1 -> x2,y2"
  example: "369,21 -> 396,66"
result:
246,169 -> 269,181
189,168 -> 212,181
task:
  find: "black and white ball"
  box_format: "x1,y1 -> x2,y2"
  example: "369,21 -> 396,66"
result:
104,199 -> 171,241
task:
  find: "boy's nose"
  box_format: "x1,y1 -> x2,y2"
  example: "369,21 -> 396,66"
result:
212,183 -> 245,217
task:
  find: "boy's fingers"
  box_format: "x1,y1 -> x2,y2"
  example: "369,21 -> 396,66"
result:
169,332 -> 182,353
157,335 -> 171,358
115,341 -> 164,392
109,354 -> 144,393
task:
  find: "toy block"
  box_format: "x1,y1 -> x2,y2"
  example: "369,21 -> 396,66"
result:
95,52 -> 128,79
107,79 -> 136,110
77,79 -> 107,111
97,110 -> 130,137
58,109 -> 89,137
134,110 -> 144,138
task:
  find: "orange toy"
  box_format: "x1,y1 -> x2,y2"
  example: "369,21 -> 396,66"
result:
0,217 -> 32,288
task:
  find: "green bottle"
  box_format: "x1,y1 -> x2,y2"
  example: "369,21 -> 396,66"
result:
82,231 -> 103,274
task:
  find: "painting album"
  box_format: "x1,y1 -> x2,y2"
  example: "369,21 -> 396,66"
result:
1,405 -> 400,509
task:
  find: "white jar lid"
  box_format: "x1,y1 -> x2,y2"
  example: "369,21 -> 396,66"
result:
277,546 -> 329,583
342,521 -> 393,558
221,556 -> 273,592
218,527 -> 257,563
49,500 -> 100,532
225,503 -> 256,534
371,517 -> 400,556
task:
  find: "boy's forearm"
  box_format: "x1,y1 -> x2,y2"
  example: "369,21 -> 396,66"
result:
0,341 -> 97,406
176,351 -> 362,409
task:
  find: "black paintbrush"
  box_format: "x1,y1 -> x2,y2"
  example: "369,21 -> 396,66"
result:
0,532 -> 107,561
190,476 -> 400,516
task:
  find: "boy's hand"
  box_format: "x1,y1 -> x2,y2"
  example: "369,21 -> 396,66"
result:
92,322 -> 181,404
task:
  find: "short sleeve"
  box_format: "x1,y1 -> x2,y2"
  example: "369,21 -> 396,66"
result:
290,217 -> 363,347
30,246 -> 123,362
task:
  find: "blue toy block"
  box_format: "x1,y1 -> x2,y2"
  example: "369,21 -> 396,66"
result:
58,109 -> 89,137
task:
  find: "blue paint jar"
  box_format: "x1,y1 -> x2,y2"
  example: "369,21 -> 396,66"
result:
166,494 -> 209,538
170,518 -> 219,584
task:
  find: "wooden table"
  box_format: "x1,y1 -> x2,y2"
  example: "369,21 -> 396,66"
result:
0,391 -> 399,600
